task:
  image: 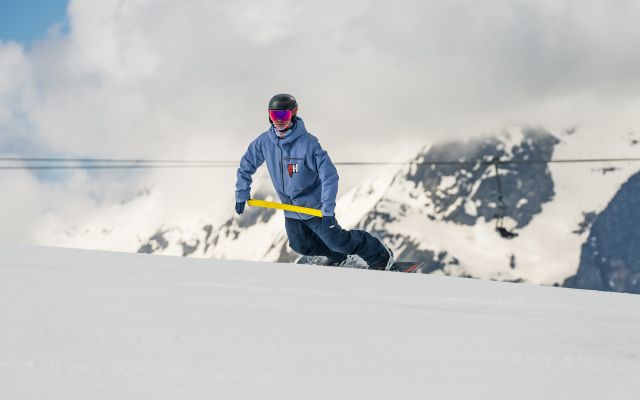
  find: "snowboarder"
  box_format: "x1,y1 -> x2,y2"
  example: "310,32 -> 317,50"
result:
234,93 -> 395,270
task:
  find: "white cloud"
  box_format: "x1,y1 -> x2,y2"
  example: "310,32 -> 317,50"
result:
1,0 -> 640,244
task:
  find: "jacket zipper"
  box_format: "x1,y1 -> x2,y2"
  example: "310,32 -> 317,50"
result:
278,138 -> 287,198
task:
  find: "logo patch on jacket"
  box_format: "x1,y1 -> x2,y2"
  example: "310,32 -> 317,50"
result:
287,163 -> 299,177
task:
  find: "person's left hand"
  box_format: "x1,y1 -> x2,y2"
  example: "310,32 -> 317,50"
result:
322,215 -> 337,229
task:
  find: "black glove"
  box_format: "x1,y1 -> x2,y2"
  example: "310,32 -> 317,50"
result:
322,215 -> 337,229
235,201 -> 246,215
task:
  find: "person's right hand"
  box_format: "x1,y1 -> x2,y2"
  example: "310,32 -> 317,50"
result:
322,215 -> 337,229
235,201 -> 246,215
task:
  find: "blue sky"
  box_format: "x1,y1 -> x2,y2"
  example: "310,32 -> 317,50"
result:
0,0 -> 69,43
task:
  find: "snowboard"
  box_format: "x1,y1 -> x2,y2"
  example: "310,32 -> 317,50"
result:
387,261 -> 424,273
297,255 -> 424,273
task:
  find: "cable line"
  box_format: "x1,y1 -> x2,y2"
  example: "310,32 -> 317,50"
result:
336,157 -> 640,166
0,156 -> 236,164
0,164 -> 236,170
1,156 -> 640,170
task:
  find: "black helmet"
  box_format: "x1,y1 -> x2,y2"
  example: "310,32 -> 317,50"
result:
268,93 -> 298,123
269,93 -> 297,110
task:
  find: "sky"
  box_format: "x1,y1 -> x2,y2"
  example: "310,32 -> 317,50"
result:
0,0 -> 69,43
1,0 -> 640,244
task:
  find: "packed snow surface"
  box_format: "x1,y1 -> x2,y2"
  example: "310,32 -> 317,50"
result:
1,245 -> 639,399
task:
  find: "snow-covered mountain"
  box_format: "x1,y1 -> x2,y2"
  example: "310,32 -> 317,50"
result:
45,126 -> 640,293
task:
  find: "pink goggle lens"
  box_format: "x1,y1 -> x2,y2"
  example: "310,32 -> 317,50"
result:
269,109 -> 293,121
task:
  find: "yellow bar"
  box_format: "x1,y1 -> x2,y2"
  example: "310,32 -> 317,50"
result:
247,199 -> 323,217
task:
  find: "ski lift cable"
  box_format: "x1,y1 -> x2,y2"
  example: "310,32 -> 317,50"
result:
337,157 -> 640,165
1,156 -> 640,169
0,164 -> 236,170
0,157 -> 236,164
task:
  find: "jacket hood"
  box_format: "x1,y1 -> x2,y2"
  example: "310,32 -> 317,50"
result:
267,117 -> 307,145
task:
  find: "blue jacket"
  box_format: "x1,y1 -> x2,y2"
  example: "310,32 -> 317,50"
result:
235,117 -> 339,219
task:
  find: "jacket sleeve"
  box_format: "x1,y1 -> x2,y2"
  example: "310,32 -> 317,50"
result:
314,142 -> 339,216
235,137 -> 265,202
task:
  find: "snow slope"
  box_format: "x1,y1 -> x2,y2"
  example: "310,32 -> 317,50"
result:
1,245 -> 639,399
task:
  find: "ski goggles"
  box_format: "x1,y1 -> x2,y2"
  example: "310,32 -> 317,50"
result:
269,109 -> 293,121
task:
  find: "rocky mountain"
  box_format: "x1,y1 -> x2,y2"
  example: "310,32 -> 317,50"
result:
564,171 -> 640,292
348,127 -> 560,275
